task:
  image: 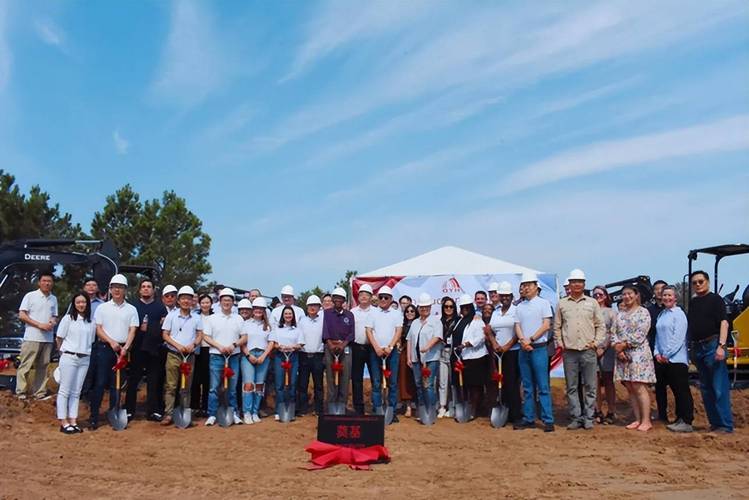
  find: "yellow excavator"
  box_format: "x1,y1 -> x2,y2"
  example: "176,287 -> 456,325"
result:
687,244 -> 749,386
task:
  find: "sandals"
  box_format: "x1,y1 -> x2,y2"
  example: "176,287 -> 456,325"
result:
59,424 -> 83,434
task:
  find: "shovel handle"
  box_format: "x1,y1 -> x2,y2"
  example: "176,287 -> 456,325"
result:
458,371 -> 463,387
115,368 -> 120,390
181,373 -> 186,390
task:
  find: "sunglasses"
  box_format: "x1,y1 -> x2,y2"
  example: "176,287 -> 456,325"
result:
593,292 -> 604,298
691,279 -> 706,285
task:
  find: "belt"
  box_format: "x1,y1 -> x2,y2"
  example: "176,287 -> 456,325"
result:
532,342 -> 548,348
691,334 -> 718,345
62,351 -> 89,358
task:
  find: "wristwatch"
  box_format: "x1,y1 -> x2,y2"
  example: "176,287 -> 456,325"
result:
718,343 -> 726,349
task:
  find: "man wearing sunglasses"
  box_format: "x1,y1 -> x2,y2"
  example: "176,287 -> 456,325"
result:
687,271 -> 733,433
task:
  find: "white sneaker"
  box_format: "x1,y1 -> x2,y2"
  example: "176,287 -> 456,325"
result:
205,416 -> 216,426
233,414 -> 242,425
17,394 -> 27,400
252,414 -> 261,423
274,414 -> 280,421
437,407 -> 448,419
243,414 -> 254,425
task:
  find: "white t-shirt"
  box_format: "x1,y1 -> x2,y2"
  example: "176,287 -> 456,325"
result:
162,309 -> 203,353
203,311 -> 244,355
270,305 -> 304,330
242,319 -> 271,351
269,324 -> 305,347
368,307 -> 402,348
299,314 -> 324,353
351,305 -> 373,344
514,296 -> 553,344
490,305 -> 519,351
56,315 -> 96,355
19,289 -> 58,343
407,316 -> 443,363
94,300 -> 139,344
460,318 -> 489,360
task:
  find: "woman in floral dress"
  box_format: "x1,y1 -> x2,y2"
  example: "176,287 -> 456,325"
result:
612,285 -> 656,432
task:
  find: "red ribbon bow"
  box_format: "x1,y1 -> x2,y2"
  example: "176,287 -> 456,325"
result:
179,362 -> 192,376
733,346 -> 742,357
453,360 -> 464,373
421,366 -> 431,378
281,360 -> 292,371
112,355 -> 128,371
0,359 -> 12,370
491,371 -> 503,382
304,441 -> 390,470
223,366 -> 235,379
383,368 -> 392,378
331,362 -> 343,373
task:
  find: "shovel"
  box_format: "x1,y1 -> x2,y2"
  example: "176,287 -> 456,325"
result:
107,354 -> 128,431
328,352 -> 346,415
452,350 -> 471,423
277,351 -> 296,423
173,353 -> 192,429
216,354 -> 234,428
490,352 -> 509,428
417,363 -> 436,426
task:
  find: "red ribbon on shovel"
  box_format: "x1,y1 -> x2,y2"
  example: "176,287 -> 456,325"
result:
281,360 -> 292,386
223,365 -> 235,379
179,362 -> 192,376
421,366 -> 431,378
304,441 -> 390,470
112,354 -> 128,371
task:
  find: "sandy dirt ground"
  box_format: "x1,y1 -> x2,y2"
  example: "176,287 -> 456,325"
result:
0,375 -> 747,500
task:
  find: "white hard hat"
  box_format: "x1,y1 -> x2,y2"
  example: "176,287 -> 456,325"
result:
252,297 -> 267,308
162,284 -> 178,295
497,281 -> 513,295
358,284 -> 373,295
378,285 -> 393,297
417,292 -> 432,307
563,279 -> 570,287
109,274 -> 128,287
520,272 -> 538,284
567,268 -> 586,281
219,287 -> 235,299
177,285 -> 195,296
458,294 -> 473,307
332,287 -> 347,298
237,298 -> 253,309
306,295 -> 322,306
280,285 -> 295,296
487,282 -> 499,293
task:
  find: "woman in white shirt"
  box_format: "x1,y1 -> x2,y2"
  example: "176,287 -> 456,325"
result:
55,293 -> 97,434
240,298 -> 273,424
454,297 -> 489,420
406,293 -> 443,412
268,306 -> 304,421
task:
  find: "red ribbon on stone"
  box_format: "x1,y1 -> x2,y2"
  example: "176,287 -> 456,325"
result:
304,441 -> 390,470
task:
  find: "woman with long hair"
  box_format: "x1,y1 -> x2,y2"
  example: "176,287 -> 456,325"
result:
438,297 -> 458,418
55,292 -> 95,434
613,285 -> 656,432
269,305 -> 304,421
592,286 -> 617,424
398,304 -> 418,417
191,294 -> 213,416
240,298 -> 273,423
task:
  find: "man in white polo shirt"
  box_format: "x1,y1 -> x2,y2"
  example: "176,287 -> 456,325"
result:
89,274 -> 139,429
297,295 -> 325,416
366,286 -> 402,420
17,271 -> 58,400
202,287 -> 245,426
161,286 -> 203,426
350,284 -> 375,415
270,285 -> 304,328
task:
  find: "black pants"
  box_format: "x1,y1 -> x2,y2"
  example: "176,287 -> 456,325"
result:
90,342 -> 118,424
126,347 -> 165,416
654,361 -> 694,424
351,343 -> 374,414
190,346 -> 210,411
297,352 -> 325,414
501,350 -> 522,423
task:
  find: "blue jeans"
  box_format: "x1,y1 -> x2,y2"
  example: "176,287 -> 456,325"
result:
693,338 -> 733,431
273,351 -> 299,407
241,349 -> 270,415
519,347 -> 554,425
369,348 -> 400,409
411,360 -> 439,408
208,354 -> 239,417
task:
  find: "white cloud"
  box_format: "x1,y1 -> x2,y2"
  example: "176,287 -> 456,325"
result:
34,19 -> 64,48
151,0 -> 227,107
0,1 -> 11,91
499,114 -> 749,194
112,130 -> 129,155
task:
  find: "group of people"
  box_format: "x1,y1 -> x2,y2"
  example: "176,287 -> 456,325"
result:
14,267 -> 734,434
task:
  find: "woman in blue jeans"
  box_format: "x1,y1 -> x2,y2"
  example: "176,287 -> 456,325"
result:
407,293 -> 443,414
269,305 -> 304,421
240,298 -> 273,424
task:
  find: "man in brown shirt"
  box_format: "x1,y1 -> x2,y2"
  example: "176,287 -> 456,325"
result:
554,269 -> 605,430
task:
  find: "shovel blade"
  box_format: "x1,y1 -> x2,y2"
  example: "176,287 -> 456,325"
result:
418,404 -> 436,426
384,406 -> 394,425
278,401 -> 295,423
173,407 -> 191,429
454,402 -> 472,423
217,406 -> 234,427
107,408 -> 128,431
373,405 -> 385,416
328,402 -> 346,415
490,405 -> 509,428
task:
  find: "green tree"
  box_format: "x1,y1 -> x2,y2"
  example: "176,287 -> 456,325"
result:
296,286 -> 326,310
335,270 -> 358,299
91,185 -> 212,287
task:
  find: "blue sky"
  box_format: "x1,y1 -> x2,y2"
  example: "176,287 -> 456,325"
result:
1,1 -> 748,296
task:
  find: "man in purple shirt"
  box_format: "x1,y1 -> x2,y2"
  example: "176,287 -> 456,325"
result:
322,287 -> 354,413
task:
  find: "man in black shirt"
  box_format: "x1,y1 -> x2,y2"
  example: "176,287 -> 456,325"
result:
687,271 -> 733,433
128,279 -> 168,421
